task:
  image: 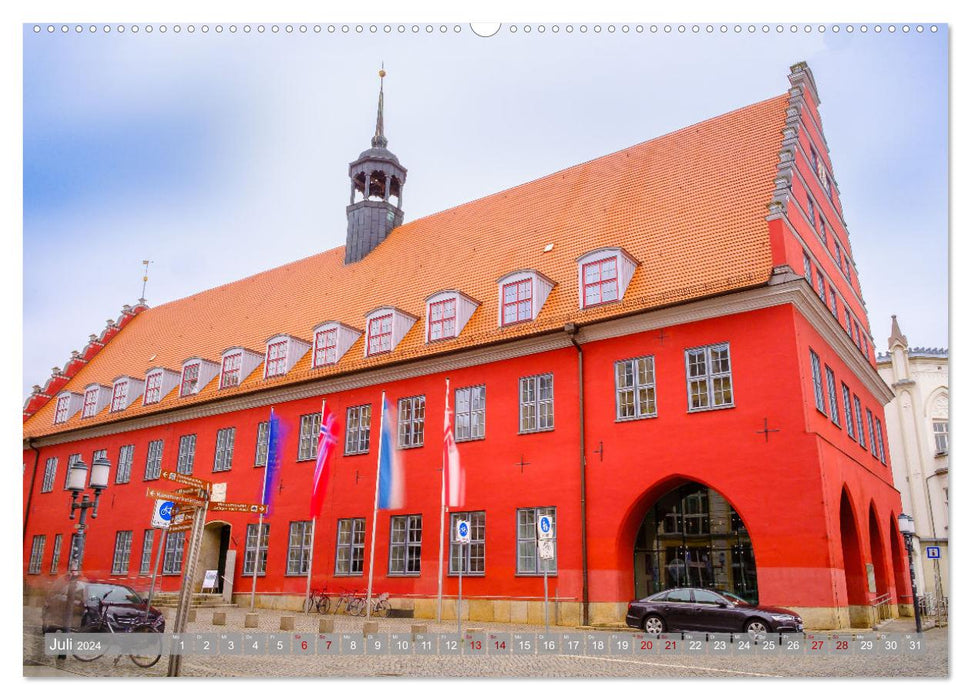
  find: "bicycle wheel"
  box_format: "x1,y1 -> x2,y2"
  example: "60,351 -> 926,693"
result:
316,595 -> 331,615
129,625 -> 163,668
72,622 -> 106,662
345,597 -> 364,616
373,601 -> 389,618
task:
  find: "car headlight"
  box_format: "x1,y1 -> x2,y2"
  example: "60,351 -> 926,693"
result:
771,614 -> 795,621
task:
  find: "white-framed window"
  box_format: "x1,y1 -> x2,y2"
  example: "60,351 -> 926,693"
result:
825,366 -> 840,428
517,507 -> 556,575
298,413 -> 322,461
615,356 -> 657,420
335,518 -> 366,576
266,341 -> 288,378
502,278 -> 532,326
213,427 -> 236,472
82,388 -> 100,418
842,383 -> 856,439
389,514 -> 423,576
803,252 -> 813,287
449,511 -> 485,575
828,287 -> 837,316
685,344 -> 734,412
116,445 -> 134,484
144,372 -> 164,404
140,530 -> 154,575
286,521 -> 313,576
314,327 -> 338,367
110,381 -> 129,412
875,418 -> 887,464
807,196 -> 816,229
54,395 -> 71,424
144,439 -> 164,480
819,216 -> 829,246
50,534 -> 62,574
866,409 -> 878,458
519,374 -> 554,433
243,523 -> 269,577
835,244 -> 844,273
933,420 -> 949,455
221,352 -> 243,388
176,434 -> 196,475
810,349 -> 826,415
111,530 -> 133,575
345,405 -> 372,455
28,535 -> 45,574
582,257 -> 619,307
398,396 -> 426,448
455,386 -> 485,441
815,268 -> 825,301
180,363 -> 200,397
853,395 -> 867,450
428,298 -> 457,341
367,314 -> 393,355
162,531 -> 186,575
41,457 -> 57,493
64,453 -> 80,489
255,421 -> 270,467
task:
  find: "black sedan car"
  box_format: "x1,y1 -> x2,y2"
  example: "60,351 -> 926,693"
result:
626,588 -> 804,636
41,578 -> 165,633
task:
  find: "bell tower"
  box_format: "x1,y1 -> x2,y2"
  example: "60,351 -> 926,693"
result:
344,67 -> 408,264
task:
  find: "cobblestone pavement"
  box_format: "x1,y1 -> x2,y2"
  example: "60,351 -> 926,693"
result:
23,606 -> 948,678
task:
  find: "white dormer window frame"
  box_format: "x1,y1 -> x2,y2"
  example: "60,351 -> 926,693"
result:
181,361 -> 201,397
314,326 -> 339,366
221,351 -> 243,388
496,270 -> 555,327
110,380 -> 129,412
428,298 -> 457,341
576,247 -> 639,309
367,313 -> 394,355
54,395 -> 71,424
265,340 -> 289,378
82,387 -> 99,418
143,371 -> 164,405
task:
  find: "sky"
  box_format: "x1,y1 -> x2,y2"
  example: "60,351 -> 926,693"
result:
21,21 -> 948,400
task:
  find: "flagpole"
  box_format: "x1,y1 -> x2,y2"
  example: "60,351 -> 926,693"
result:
304,399 -> 326,613
436,378 -> 449,623
251,408 -> 273,611
366,391 -> 386,621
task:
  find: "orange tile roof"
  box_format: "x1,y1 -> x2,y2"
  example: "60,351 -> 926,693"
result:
24,93 -> 788,439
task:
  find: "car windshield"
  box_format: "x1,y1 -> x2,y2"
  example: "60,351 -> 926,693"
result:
717,591 -> 753,607
85,584 -> 142,605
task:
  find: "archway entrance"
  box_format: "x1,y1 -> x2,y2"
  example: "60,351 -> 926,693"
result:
839,491 -> 869,626
195,521 -> 231,593
868,505 -> 890,619
633,482 -> 758,602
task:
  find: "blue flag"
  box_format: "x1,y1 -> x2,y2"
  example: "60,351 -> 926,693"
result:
261,408 -> 283,513
377,397 -> 403,509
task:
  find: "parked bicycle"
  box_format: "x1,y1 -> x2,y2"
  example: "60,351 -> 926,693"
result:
333,589 -> 365,616
356,592 -> 391,617
307,588 -> 332,614
72,590 -> 163,668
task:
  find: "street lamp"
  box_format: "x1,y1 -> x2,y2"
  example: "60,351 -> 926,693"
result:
897,513 -> 922,633
62,456 -> 111,634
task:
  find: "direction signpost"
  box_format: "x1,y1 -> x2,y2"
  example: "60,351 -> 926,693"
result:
456,520 -> 470,636
145,487 -> 204,508
210,501 -> 267,514
537,514 -> 554,634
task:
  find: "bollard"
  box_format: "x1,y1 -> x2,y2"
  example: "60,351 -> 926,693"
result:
187,609 -> 197,623
466,627 -> 483,635
410,623 -> 428,640
212,611 -> 227,626
318,618 -> 335,634
362,620 -> 379,635
244,612 -> 259,628
280,615 -> 296,631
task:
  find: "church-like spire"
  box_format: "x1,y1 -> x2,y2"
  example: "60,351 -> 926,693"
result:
372,65 -> 388,148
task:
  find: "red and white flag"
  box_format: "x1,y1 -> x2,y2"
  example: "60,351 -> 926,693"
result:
443,380 -> 465,508
311,400 -> 339,518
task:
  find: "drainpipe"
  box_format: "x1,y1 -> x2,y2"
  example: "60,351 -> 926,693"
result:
23,439 -> 41,545
565,322 -> 590,626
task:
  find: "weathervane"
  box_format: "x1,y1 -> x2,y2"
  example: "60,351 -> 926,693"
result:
140,260 -> 153,303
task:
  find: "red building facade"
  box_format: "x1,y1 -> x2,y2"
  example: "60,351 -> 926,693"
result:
23,63 -> 908,629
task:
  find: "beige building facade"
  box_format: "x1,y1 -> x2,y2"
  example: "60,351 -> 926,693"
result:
876,316 -> 949,610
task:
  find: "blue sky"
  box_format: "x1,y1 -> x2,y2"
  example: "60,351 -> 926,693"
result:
22,22 -> 948,399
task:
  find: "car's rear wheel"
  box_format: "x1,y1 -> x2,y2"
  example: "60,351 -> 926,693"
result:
744,619 -> 769,640
642,615 -> 665,634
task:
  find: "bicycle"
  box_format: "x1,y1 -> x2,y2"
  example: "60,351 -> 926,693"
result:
307,588 -> 332,614
357,592 -> 391,617
72,591 -> 162,668
334,589 -> 364,616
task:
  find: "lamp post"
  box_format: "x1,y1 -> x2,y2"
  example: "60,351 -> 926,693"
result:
62,456 -> 111,634
897,513 -> 922,633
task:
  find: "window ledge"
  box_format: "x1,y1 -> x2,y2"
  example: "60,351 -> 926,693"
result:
447,573 -> 485,578
343,451 -> 371,457
387,573 -> 422,578
518,427 -> 555,435
686,403 -> 735,414
455,436 -> 486,443
398,443 -> 425,450
514,573 -> 558,578
615,414 -> 658,423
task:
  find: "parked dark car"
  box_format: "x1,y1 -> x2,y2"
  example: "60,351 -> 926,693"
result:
41,578 -> 165,634
626,587 -> 803,636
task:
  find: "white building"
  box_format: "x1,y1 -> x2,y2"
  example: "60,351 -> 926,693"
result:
876,316 -> 949,607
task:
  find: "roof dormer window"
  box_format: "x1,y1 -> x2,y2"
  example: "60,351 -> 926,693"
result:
496,270 -> 554,327
266,341 -> 288,377
424,291 -> 479,343
576,248 -> 639,309
314,328 -> 338,366
82,388 -> 99,417
221,352 -> 242,388
54,396 -> 70,423
111,380 -> 129,412
144,372 -> 163,404
181,363 -> 200,396
367,314 -> 393,355
428,298 -> 456,341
